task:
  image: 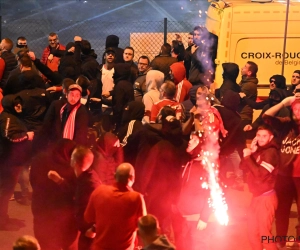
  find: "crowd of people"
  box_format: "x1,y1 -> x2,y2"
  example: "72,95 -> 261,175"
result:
0,25 -> 300,250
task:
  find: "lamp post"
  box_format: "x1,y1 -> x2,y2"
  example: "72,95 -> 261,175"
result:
281,0 -> 290,75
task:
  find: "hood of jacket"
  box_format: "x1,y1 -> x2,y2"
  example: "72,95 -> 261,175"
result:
269,88 -> 289,106
66,42 -> 75,52
170,62 -> 186,84
122,101 -> 145,123
145,70 -> 164,91
222,63 -> 239,81
113,63 -> 131,83
221,89 -> 240,111
106,35 -> 120,48
2,94 -> 22,115
269,74 -> 286,89
143,235 -> 176,250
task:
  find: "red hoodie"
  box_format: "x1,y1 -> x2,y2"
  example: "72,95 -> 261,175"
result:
170,62 -> 192,103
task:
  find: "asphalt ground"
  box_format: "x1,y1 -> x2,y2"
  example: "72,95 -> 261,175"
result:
0,184 -> 299,250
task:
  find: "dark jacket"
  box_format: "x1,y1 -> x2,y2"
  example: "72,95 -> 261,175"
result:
32,58 -> 64,100
238,76 -> 258,121
117,101 -> 145,165
75,169 -> 101,231
244,87 -> 289,110
134,67 -> 151,102
17,88 -> 51,132
150,55 -> 177,79
37,99 -> 89,147
250,88 -> 290,131
0,50 -> 18,89
188,31 -> 217,86
184,45 -> 192,79
74,41 -> 99,81
133,124 -> 164,192
104,35 -> 124,64
51,42 -> 80,81
0,95 -> 32,166
143,235 -> 176,250
218,62 -> 240,100
112,63 -> 134,128
4,69 -> 45,96
240,139 -> 279,196
141,119 -> 188,219
30,139 -> 77,215
213,90 -> 244,155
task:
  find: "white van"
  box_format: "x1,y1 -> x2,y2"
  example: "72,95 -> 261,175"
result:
205,0 -> 300,96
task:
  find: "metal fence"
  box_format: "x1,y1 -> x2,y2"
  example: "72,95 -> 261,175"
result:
2,18 -> 202,62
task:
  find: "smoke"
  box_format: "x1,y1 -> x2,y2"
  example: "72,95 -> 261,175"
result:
194,26 -> 217,87
195,93 -> 229,226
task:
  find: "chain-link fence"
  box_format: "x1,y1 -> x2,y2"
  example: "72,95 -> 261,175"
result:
2,18 -> 202,62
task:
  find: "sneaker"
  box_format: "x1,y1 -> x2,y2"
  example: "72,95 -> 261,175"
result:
9,194 -> 15,201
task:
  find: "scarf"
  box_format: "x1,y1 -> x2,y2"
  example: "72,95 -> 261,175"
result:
60,103 -> 81,140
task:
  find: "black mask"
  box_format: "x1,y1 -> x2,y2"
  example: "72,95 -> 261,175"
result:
17,44 -> 28,49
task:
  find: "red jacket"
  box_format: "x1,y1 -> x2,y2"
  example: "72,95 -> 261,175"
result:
170,62 -> 192,103
41,44 -> 66,72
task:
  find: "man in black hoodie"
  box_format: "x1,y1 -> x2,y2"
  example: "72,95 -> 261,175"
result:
213,90 -> 244,187
74,36 -> 99,80
217,62 -> 240,100
105,63 -> 134,128
104,34 -> 124,64
0,95 -> 34,228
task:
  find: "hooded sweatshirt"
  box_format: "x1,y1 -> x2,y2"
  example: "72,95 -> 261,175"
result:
170,62 -> 192,102
0,95 -> 31,166
118,101 -> 145,142
143,235 -> 176,250
250,88 -> 290,131
104,35 -> 124,64
218,62 -> 240,99
142,70 -> 164,122
214,90 -> 244,155
118,101 -> 145,164
112,63 -> 134,128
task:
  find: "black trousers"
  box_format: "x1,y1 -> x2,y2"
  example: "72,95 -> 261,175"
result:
0,164 -> 22,225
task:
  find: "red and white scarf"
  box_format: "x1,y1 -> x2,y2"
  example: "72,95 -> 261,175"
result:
60,103 -> 81,140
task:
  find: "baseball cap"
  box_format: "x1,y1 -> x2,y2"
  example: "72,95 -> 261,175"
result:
105,47 -> 115,54
68,84 -> 82,93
